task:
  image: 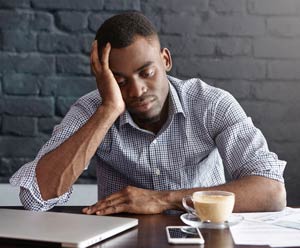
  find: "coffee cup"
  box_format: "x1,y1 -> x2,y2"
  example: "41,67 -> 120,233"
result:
182,191 -> 235,223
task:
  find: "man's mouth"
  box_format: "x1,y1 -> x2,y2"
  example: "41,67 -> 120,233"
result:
129,96 -> 156,112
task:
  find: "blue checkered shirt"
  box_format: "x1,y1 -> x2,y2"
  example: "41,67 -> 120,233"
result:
10,76 -> 286,211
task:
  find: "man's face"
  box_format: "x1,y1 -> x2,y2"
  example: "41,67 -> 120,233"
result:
108,36 -> 172,127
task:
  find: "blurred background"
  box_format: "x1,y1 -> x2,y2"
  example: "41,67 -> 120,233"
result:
0,0 -> 299,206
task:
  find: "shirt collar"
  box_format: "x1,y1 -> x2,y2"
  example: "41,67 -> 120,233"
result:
118,77 -> 186,129
168,79 -> 185,117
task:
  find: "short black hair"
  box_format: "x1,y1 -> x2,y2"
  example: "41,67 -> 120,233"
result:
95,11 -> 159,51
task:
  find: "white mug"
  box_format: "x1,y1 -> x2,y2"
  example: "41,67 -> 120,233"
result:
182,191 -> 235,223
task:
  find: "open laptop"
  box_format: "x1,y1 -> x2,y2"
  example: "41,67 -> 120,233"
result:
0,208 -> 138,248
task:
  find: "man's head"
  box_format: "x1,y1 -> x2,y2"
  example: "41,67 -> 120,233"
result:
95,12 -> 172,133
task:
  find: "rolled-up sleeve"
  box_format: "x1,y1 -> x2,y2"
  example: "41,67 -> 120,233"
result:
9,96 -> 96,211
211,92 -> 286,182
10,159 -> 72,211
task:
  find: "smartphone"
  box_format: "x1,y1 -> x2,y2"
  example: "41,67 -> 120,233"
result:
166,226 -> 205,244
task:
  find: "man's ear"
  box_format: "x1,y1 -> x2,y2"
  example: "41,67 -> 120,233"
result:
161,48 -> 172,72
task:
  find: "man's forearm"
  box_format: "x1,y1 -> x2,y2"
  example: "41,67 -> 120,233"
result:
83,176 -> 286,216
167,176 -> 286,212
36,106 -> 121,201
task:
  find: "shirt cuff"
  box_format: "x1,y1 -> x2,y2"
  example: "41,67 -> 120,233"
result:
10,162 -> 73,211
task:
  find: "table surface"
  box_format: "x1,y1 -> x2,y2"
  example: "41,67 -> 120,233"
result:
0,206 -> 283,248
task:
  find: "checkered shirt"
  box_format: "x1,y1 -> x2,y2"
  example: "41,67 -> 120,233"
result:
10,76 -> 286,211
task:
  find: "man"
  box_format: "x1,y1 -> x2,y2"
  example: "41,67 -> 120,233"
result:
10,12 -> 286,214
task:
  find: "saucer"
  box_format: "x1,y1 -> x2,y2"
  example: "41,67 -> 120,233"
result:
180,213 -> 244,229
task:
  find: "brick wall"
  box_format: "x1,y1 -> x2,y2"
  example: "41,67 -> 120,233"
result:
0,0 -> 299,205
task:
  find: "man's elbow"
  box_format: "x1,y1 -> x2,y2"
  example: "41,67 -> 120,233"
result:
19,187 -> 45,211
268,182 -> 286,211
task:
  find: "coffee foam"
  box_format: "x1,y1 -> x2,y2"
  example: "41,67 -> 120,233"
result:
194,195 -> 232,203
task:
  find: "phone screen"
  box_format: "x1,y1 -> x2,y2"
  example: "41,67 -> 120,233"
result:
168,227 -> 201,239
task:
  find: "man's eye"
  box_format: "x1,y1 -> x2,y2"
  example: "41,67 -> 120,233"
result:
142,70 -> 154,78
117,81 -> 126,87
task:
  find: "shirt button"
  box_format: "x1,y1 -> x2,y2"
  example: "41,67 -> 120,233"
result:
155,168 -> 160,176
152,139 -> 157,144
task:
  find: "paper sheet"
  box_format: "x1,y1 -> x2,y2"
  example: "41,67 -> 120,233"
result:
230,208 -> 300,247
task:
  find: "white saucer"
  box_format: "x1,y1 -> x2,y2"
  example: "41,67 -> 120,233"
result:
180,213 -> 244,229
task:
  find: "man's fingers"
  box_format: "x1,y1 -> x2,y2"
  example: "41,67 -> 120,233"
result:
82,188 -> 128,214
90,40 -> 101,74
98,196 -> 127,210
96,203 -> 129,215
82,204 -> 97,214
100,42 -> 111,70
82,195 -> 127,215
90,41 -> 112,78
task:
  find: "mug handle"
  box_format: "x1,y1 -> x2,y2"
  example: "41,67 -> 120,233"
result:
182,195 -> 197,216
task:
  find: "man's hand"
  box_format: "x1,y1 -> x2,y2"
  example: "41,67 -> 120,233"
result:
90,40 -> 125,114
82,186 -> 171,215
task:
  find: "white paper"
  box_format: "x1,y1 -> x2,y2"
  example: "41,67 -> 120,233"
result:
230,208 -> 300,247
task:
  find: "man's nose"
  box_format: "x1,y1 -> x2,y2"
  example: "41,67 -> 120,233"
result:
128,79 -> 147,98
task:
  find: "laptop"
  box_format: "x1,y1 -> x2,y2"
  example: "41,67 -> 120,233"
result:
0,208 -> 138,248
